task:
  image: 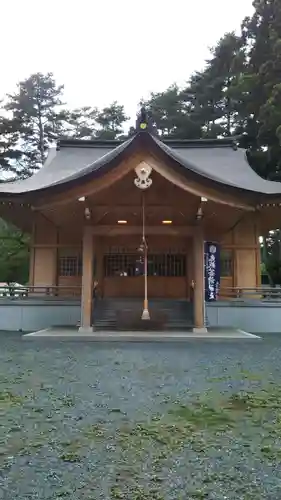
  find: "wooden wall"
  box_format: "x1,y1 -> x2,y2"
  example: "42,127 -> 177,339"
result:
30,216 -> 58,290
219,214 -> 260,296
103,277 -> 187,298
30,214 -> 261,298
102,235 -> 189,299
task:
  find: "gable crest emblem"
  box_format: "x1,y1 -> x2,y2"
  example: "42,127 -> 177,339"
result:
134,162 -> 153,190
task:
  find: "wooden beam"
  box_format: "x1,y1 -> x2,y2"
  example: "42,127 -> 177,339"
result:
35,204 -> 196,212
33,243 -> 82,249
32,152 -> 256,213
222,244 -> 260,250
147,155 -> 256,211
89,225 -> 196,236
32,153 -> 143,210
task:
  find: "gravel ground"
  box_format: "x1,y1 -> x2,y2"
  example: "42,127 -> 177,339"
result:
1,332 -> 281,499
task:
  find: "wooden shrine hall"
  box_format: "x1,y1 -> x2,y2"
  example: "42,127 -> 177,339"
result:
0,109 -> 281,332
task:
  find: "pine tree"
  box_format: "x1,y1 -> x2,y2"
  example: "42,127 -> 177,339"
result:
234,0 -> 281,180
144,34 -> 245,141
0,115 -> 23,178
63,102 -> 128,140
4,73 -> 67,175
143,85 -> 202,138
182,33 -> 245,139
95,102 -> 128,139
64,106 -> 98,139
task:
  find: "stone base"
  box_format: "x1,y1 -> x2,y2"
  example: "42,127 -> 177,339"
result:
78,326 -> 94,333
22,327 -> 261,341
192,327 -> 208,334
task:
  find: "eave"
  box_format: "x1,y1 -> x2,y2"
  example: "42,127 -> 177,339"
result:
0,132 -> 281,210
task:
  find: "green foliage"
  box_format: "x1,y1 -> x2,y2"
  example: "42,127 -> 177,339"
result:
0,390 -> 24,405
1,360 -> 281,499
0,115 -> 23,176
262,230 -> 281,284
169,402 -> 233,428
63,102 -> 128,140
233,0 -> 281,179
95,101 -> 128,139
1,0 -> 281,281
0,75 -> 128,178
63,106 -> 98,139
143,33 -> 245,140
0,85 -> 128,281
143,84 -> 201,138
143,1 -> 281,183
4,72 -> 67,176
265,257 -> 281,285
186,32 -> 246,139
1,1 -> 281,180
0,219 -> 29,284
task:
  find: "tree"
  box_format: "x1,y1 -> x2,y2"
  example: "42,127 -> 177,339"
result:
4,72 -> 67,176
144,33 -> 245,141
62,102 -> 128,140
143,84 -> 202,139
191,33 -> 245,138
95,102 -> 128,139
233,0 -> 281,180
63,106 -> 98,139
0,115 -> 23,177
0,220 -> 29,284
182,71 -> 219,138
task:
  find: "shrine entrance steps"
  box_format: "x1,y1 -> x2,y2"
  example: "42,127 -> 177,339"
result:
93,298 -> 194,331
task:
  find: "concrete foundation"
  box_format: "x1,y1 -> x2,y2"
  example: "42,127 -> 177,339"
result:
23,327 -> 261,341
0,299 -> 281,334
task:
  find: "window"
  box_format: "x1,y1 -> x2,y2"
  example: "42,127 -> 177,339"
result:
59,255 -> 96,277
59,256 -> 82,277
147,254 -> 186,277
103,253 -> 186,277
220,250 -> 233,277
104,254 -> 138,277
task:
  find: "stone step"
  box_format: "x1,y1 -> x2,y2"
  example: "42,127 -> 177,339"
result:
93,298 -> 194,331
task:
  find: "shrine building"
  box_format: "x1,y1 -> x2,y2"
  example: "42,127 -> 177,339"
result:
0,110 -> 280,333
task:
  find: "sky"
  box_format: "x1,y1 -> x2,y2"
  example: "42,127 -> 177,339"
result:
1,0 -> 254,123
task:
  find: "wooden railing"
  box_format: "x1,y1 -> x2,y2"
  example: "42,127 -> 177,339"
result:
219,286 -> 281,300
0,284 -> 280,301
0,285 -> 82,299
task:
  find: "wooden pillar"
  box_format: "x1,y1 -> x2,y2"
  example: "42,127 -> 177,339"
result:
193,226 -> 206,332
54,229 -> 60,292
29,247 -> 35,286
96,238 -> 104,298
255,214 -> 261,288
79,226 -> 94,332
29,223 -> 35,286
187,237 -> 193,301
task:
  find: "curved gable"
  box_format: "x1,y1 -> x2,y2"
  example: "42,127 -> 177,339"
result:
0,132 -> 281,200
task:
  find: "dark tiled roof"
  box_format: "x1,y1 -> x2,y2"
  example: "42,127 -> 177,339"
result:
0,137 -> 134,195
0,133 -> 281,198
153,136 -> 281,195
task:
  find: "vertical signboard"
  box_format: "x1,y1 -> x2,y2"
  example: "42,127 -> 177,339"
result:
204,242 -> 220,302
